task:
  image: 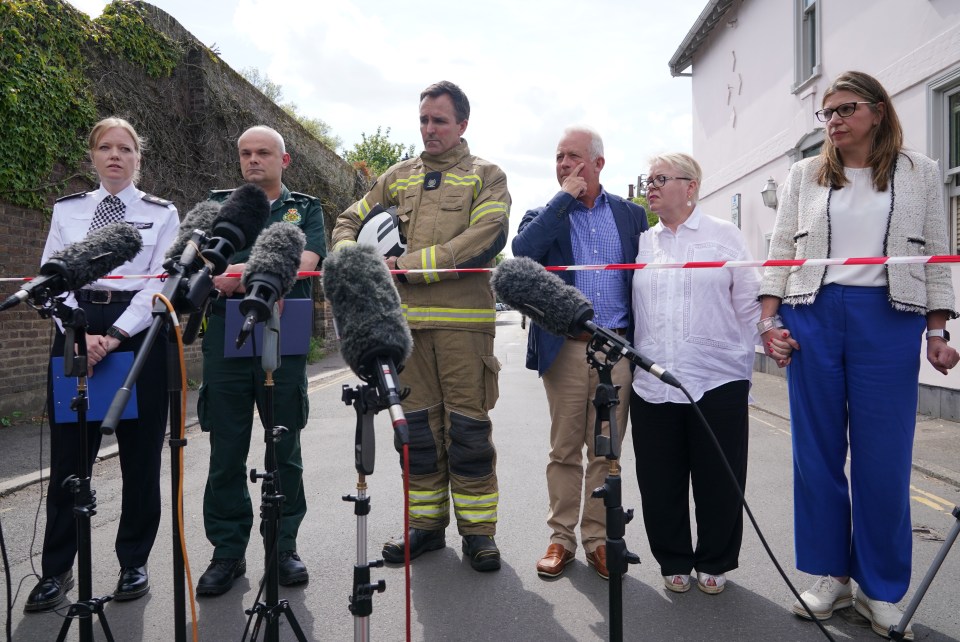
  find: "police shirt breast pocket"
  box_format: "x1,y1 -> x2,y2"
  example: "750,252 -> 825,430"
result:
128,221 -> 158,247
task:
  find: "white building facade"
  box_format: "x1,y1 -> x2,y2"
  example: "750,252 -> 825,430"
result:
670,0 -> 960,418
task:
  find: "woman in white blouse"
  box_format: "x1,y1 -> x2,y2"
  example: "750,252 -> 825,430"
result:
25,117 -> 178,612
759,71 -> 957,640
631,153 -> 761,596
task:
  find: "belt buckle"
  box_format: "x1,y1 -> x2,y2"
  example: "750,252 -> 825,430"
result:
90,290 -> 112,304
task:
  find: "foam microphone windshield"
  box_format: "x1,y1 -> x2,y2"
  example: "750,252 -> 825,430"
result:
202,183 -> 272,274
164,200 -> 221,261
322,244 -> 412,380
235,223 -> 306,347
491,257 -> 593,337
1,222 -> 143,311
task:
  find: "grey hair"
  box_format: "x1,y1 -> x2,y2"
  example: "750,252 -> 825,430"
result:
648,152 -> 702,202
562,125 -> 604,161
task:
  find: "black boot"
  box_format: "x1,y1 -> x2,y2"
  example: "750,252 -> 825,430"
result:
196,558 -> 246,596
462,535 -> 501,572
24,571 -> 74,612
114,565 -> 149,601
278,551 -> 309,585
382,528 -> 446,563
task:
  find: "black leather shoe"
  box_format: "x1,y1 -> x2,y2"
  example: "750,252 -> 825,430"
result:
462,535 -> 501,572
114,565 -> 149,601
382,528 -> 445,563
24,571 -> 74,612
278,551 -> 309,585
196,558 -> 246,596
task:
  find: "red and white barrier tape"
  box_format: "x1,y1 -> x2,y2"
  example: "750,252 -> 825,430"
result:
2,254 -> 960,283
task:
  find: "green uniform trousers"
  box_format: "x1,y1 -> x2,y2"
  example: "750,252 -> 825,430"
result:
199,312 -> 308,559
399,329 -> 500,536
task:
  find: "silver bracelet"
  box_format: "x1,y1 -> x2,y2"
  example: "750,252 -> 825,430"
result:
756,315 -> 784,335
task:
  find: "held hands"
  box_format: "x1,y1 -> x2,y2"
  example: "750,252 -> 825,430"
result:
763,328 -> 800,368
926,338 -> 960,375
83,333 -> 123,377
213,263 -> 245,297
561,163 -> 587,199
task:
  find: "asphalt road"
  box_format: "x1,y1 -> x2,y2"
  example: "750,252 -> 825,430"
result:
1,310 -> 959,641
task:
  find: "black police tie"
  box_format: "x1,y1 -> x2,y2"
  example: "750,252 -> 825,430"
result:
89,195 -> 126,231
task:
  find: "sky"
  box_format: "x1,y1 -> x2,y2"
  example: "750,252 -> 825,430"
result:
70,0 -> 705,246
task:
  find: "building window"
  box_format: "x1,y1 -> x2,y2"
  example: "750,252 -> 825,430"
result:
789,130 -> 825,163
930,68 -> 960,252
793,0 -> 821,91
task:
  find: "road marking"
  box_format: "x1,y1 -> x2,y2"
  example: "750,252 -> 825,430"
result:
912,495 -> 946,512
910,485 -> 955,512
308,372 -> 354,394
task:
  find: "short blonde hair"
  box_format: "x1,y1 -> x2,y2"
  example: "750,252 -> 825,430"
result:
648,152 -> 702,202
88,117 -> 145,183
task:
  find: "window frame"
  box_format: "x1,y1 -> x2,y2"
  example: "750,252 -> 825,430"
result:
792,0 -> 822,93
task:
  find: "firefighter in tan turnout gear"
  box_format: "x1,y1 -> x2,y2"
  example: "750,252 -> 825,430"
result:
332,81 -> 510,571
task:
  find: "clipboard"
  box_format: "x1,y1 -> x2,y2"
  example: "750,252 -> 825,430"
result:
51,351 -> 139,423
223,298 -> 312,357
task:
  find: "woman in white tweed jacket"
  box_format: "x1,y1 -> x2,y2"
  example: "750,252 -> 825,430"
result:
758,71 -> 958,640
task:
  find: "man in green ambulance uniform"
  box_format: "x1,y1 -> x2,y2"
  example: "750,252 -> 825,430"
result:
196,125 -> 326,596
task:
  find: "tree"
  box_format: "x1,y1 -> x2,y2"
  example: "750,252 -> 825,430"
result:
239,67 -> 342,151
344,126 -> 416,177
631,195 -> 659,228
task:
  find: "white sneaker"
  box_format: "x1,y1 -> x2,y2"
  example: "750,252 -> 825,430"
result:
855,592 -> 914,640
792,575 -> 853,620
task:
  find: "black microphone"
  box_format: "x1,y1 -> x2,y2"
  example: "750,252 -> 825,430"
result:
1,222 -> 143,312
323,244 -> 413,441
201,183 -> 271,275
235,223 -> 306,349
492,257 -> 681,388
164,199 -> 221,262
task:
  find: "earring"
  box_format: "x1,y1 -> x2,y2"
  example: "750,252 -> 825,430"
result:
687,200 -> 693,207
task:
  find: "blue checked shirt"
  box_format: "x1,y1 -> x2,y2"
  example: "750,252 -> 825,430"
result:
569,189 -> 630,329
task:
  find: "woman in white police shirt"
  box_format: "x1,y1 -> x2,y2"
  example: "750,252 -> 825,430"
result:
25,117 -> 178,612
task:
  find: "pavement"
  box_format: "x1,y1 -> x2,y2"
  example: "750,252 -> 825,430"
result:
2,345 -> 959,495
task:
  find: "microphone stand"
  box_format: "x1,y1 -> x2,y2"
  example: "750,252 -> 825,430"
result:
100,233 -> 217,642
245,307 -> 307,642
889,505 -> 959,640
43,300 -> 115,642
584,335 -> 640,642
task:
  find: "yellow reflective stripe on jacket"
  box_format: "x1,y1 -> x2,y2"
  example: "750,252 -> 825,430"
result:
470,201 -> 508,226
402,305 -> 496,324
388,173 -> 426,199
418,246 -> 439,284
452,492 -> 498,524
444,172 -> 482,199
357,198 -> 372,221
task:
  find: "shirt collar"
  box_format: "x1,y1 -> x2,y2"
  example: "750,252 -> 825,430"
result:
96,183 -> 140,207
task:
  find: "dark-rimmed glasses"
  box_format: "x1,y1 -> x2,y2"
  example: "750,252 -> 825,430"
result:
815,101 -> 876,123
640,175 -> 693,190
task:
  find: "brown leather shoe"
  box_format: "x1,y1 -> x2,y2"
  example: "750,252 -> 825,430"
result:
586,545 -> 609,580
536,543 -> 574,578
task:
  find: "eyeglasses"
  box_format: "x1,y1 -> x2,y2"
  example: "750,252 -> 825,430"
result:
640,175 -> 693,190
814,101 -> 876,123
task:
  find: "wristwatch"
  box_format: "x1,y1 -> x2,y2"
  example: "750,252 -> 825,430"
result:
106,326 -> 127,341
926,329 -> 950,342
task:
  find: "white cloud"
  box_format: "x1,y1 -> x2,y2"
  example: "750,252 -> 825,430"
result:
70,0 -> 705,245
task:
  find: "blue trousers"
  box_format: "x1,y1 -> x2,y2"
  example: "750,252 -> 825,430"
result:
782,285 -> 924,602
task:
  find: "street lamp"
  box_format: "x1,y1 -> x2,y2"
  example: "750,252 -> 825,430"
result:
761,178 -> 779,209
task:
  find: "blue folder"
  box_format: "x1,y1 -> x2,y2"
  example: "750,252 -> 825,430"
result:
223,298 -> 312,358
52,351 -> 139,423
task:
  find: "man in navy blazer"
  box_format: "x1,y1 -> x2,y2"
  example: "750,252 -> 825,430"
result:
512,126 -> 647,581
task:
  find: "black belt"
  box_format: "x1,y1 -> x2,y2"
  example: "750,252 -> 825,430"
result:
571,327 -> 627,342
75,289 -> 139,304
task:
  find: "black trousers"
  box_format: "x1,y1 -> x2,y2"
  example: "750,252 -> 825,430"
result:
630,380 -> 749,576
41,300 -> 167,577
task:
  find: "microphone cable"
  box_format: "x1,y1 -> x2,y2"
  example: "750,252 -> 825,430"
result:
402,444 -> 412,642
668,378 -> 838,642
152,292 -> 200,642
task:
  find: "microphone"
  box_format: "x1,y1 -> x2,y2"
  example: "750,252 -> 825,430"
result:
235,223 -> 306,349
201,183 -> 271,275
492,257 -> 681,388
164,199 -> 221,262
1,222 -> 143,312
323,244 -> 413,441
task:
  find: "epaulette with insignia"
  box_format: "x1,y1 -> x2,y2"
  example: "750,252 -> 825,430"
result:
289,191 -> 319,202
55,191 -> 90,203
142,194 -> 173,207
